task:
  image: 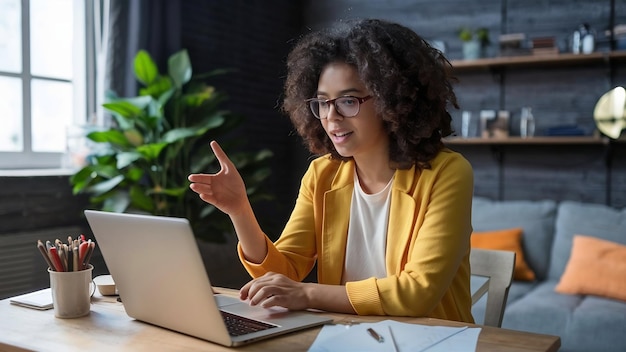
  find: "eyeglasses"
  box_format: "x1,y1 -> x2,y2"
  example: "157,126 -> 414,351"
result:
305,95 -> 372,119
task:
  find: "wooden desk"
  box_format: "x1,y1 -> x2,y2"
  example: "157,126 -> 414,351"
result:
0,288 -> 560,352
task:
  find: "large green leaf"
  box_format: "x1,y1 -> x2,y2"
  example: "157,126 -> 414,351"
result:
90,164 -> 119,178
199,114 -> 226,129
87,130 -> 131,148
157,88 -> 175,106
70,165 -> 94,185
102,101 -> 141,119
93,153 -> 116,164
102,191 -> 131,213
70,166 -> 97,194
130,186 -> 154,212
146,97 -> 165,121
116,151 -> 142,169
162,116 -> 224,143
137,143 -> 168,161
125,167 -> 145,182
140,76 -> 173,98
87,175 -> 125,196
162,127 -> 200,143
103,97 -> 149,119
168,49 -> 192,89
151,186 -> 187,197
134,50 -> 158,86
183,87 -> 214,107
123,129 -> 144,146
125,96 -> 153,109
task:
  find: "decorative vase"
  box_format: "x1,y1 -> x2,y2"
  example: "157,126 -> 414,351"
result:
463,40 -> 482,60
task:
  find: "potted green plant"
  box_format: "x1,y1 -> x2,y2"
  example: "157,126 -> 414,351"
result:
459,27 -> 490,60
70,49 -> 273,243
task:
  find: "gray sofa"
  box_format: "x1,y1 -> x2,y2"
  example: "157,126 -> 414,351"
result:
470,197 -> 626,352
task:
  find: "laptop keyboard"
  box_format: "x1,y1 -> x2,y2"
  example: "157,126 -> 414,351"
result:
220,310 -> 278,336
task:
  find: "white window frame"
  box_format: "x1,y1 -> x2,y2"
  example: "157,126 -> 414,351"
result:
0,0 -> 94,170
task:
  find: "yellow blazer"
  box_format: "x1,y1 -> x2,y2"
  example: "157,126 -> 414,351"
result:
239,148 -> 474,322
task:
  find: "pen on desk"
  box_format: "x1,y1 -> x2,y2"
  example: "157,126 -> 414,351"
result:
367,328 -> 384,343
388,325 -> 399,352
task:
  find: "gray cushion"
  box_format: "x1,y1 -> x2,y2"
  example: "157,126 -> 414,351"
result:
566,296 -> 626,352
502,281 -> 577,339
503,281 -> 626,352
471,197 -> 557,280
507,281 -> 540,305
547,201 -> 626,280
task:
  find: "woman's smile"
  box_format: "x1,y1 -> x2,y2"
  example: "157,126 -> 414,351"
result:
329,129 -> 353,144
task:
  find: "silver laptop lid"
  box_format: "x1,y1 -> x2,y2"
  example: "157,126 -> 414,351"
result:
84,210 -> 332,347
85,210 -> 233,346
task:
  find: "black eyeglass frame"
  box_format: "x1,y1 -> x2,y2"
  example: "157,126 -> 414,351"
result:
305,95 -> 373,119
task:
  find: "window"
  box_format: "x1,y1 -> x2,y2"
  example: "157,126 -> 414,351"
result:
0,0 -> 91,169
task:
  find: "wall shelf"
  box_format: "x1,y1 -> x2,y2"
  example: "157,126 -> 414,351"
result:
445,135 -> 622,207
450,51 -> 626,72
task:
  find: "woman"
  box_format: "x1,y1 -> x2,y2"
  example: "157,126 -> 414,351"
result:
189,18 -> 474,322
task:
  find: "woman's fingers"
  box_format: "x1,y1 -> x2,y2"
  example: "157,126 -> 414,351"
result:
188,140 -> 249,214
239,273 -> 307,310
240,272 -> 272,301
210,140 -> 233,174
188,173 -> 207,183
187,141 -> 231,182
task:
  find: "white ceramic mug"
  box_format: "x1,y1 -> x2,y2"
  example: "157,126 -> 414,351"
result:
48,264 -> 95,318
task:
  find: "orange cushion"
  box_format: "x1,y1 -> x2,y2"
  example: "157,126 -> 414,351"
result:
471,228 -> 536,281
555,235 -> 626,302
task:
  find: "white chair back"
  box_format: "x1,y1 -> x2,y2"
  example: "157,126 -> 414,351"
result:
470,248 -> 516,327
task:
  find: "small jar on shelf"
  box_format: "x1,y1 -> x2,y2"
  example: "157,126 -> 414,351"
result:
520,107 -> 535,138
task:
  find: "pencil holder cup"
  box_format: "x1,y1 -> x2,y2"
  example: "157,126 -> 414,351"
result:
48,264 -> 95,318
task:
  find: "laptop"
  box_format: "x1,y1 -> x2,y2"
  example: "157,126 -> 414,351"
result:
84,210 -> 332,347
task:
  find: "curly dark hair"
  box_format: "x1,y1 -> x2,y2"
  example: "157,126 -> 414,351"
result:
282,18 -> 458,170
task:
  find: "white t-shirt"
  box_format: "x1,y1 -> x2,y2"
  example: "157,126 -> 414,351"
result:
341,172 -> 393,284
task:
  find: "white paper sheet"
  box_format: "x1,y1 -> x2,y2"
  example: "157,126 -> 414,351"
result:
308,320 -> 481,352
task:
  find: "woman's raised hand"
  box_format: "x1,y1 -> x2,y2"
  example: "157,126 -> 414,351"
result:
188,141 -> 249,216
